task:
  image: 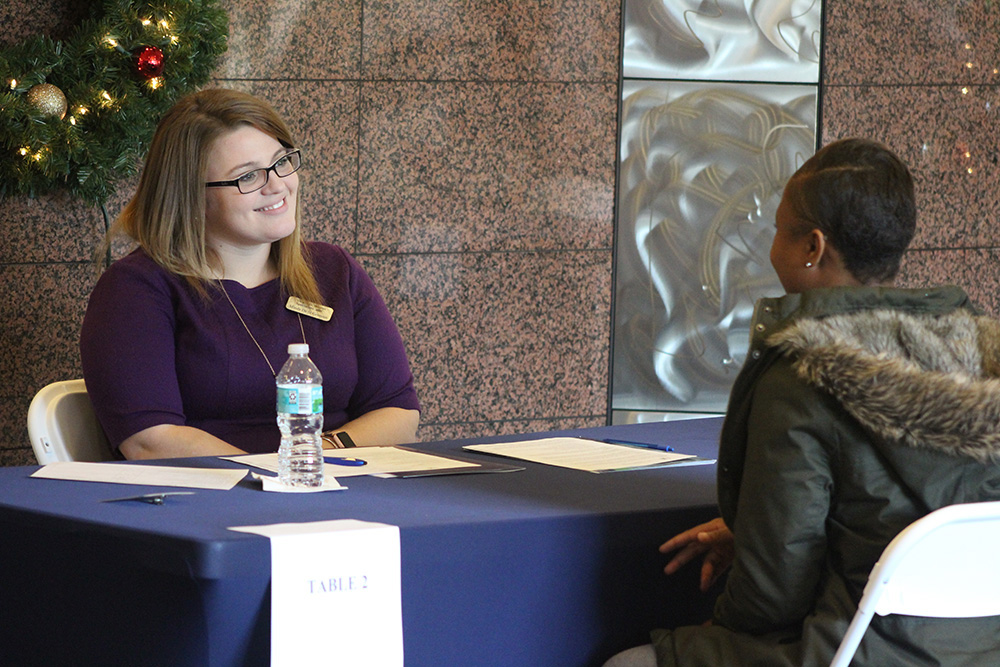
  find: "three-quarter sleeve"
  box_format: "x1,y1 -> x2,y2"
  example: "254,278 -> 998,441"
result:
337,247 -> 420,417
80,254 -> 188,450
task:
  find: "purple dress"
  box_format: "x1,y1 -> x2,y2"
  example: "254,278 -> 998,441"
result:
80,242 -> 419,454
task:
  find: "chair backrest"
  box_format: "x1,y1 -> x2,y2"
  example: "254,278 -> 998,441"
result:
27,379 -> 113,464
829,500 -> 1000,667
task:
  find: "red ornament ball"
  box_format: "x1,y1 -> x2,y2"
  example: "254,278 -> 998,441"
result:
133,46 -> 165,79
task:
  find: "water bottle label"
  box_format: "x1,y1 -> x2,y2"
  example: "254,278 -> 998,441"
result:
277,385 -> 323,415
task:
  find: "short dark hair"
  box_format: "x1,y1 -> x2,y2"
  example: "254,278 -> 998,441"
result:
786,137 -> 916,283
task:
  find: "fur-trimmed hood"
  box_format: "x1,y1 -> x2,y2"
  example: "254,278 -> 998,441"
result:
768,308 -> 1000,464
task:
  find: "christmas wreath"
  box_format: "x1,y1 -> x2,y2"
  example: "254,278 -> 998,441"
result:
0,0 -> 228,205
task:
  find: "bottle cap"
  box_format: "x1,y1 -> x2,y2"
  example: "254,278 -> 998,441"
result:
287,343 -> 309,355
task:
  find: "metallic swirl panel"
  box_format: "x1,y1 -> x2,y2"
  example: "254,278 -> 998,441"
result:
623,0 -> 823,83
612,81 -> 816,413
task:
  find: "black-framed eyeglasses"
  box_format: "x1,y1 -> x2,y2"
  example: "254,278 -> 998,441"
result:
205,150 -> 302,194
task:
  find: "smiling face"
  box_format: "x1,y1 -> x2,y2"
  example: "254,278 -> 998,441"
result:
203,124 -> 299,256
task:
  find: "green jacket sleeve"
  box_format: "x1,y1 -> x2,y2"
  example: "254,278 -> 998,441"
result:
713,358 -> 837,635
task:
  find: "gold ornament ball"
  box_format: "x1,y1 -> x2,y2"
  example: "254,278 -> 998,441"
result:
26,83 -> 68,119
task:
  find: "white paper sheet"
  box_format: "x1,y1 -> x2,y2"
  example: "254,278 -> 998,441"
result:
252,472 -> 346,493
225,446 -> 479,478
462,437 -> 698,473
30,461 -> 247,490
229,520 -> 403,667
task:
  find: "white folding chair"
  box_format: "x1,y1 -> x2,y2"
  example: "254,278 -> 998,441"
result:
829,500 -> 1000,667
27,379 -> 112,464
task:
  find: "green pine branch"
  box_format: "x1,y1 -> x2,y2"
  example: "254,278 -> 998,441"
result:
0,0 -> 228,205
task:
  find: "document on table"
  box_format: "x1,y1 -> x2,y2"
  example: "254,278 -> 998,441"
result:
30,461 -> 247,490
463,437 -> 709,473
229,519 -> 402,666
224,446 -> 480,478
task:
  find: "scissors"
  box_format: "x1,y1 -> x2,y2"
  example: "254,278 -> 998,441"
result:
324,456 -> 367,467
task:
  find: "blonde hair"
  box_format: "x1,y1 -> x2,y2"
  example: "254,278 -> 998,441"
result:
106,88 -> 322,303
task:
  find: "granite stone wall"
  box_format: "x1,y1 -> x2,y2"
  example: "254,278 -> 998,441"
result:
0,0 -> 619,465
2,0 -> 997,466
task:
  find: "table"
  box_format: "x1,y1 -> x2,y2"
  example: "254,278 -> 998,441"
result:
0,418 -> 723,667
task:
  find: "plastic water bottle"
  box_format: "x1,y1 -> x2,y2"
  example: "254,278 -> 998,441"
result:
276,343 -> 324,487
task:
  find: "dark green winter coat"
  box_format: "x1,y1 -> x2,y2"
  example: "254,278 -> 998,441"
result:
653,285 -> 1000,666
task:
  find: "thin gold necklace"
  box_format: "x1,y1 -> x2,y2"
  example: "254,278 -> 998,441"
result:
217,279 -> 307,377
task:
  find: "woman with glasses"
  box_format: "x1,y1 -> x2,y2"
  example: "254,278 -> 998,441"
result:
80,89 -> 420,459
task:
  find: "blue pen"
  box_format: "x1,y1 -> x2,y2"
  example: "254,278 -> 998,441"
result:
601,438 -> 673,453
324,456 -> 367,467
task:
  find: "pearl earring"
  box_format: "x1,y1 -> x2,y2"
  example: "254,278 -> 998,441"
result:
805,262 -> 813,268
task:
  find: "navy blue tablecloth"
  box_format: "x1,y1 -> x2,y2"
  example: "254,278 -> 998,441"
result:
0,419 -> 723,667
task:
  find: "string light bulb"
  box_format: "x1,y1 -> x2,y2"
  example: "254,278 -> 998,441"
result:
69,106 -> 88,126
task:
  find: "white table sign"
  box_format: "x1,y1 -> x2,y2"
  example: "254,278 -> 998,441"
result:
229,519 -> 403,666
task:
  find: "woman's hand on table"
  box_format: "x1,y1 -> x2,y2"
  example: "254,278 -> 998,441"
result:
659,517 -> 734,592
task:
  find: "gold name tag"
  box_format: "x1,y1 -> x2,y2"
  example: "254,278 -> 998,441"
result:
286,296 -> 334,321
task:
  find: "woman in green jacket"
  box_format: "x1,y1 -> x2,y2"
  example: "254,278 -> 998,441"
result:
606,138 -> 1000,667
